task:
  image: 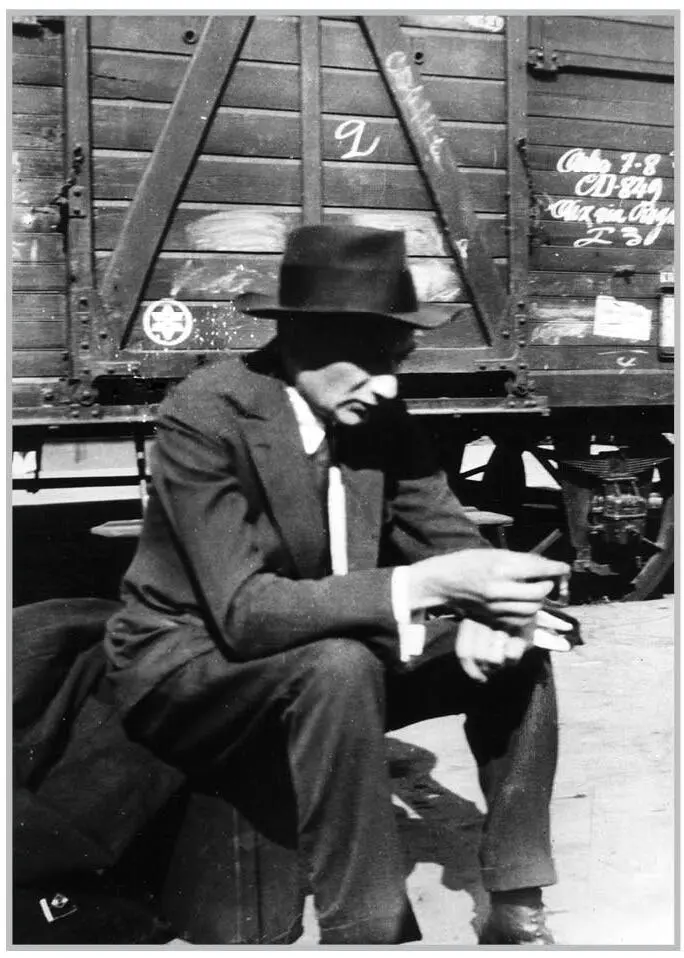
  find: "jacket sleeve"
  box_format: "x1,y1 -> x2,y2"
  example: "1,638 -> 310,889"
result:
152,403 -> 397,661
381,402 -> 490,565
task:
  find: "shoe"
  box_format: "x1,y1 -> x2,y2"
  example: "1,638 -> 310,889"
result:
479,902 -> 554,945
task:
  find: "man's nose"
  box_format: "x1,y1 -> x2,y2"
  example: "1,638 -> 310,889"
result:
370,374 -> 398,401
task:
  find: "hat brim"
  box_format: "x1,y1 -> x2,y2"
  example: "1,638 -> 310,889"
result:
235,292 -> 456,329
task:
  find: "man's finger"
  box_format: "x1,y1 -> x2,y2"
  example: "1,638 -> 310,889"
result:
460,656 -> 489,683
504,635 -> 528,662
497,553 -> 570,581
487,600 -> 546,620
487,580 -> 556,603
537,608 -> 574,632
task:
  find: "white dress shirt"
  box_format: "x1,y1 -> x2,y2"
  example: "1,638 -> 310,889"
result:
285,386 -> 425,661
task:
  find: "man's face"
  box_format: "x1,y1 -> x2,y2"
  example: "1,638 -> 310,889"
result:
283,316 -> 417,427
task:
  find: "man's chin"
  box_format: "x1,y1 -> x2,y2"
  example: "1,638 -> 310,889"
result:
337,405 -> 371,426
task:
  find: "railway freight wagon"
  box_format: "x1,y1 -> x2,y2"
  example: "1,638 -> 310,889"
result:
12,14 -> 675,602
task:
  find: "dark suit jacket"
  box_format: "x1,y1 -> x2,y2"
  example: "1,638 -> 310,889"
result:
104,343 -> 486,710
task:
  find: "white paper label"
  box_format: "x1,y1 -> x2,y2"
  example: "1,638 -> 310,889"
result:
593,295 -> 652,342
659,295 -> 674,350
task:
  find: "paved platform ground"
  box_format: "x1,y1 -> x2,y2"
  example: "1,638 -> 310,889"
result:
292,597 -> 676,948
384,596 -> 677,948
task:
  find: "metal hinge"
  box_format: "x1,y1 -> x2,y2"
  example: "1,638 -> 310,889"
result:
527,46 -> 559,73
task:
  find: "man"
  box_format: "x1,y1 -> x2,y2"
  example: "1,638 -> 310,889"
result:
104,225 -> 569,945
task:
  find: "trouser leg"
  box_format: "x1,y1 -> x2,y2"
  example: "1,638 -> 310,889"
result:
284,639 -> 419,943
385,623 -> 558,893
117,637 -> 420,945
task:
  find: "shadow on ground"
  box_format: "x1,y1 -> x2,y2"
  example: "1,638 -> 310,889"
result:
386,736 -> 489,940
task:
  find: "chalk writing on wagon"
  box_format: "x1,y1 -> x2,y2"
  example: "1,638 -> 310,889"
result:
546,148 -> 674,248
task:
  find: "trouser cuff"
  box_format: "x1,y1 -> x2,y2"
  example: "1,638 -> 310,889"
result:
481,859 -> 558,892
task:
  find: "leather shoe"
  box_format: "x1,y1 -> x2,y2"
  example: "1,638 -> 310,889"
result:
479,902 -> 554,945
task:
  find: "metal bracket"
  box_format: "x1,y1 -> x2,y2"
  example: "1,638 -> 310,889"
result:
527,46 -> 559,73
41,378 -> 98,407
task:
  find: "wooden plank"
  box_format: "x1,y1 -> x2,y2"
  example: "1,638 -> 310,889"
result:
12,350 -> 69,377
531,246 -> 674,274
13,320 -> 66,350
541,16 -> 674,66
126,303 -> 276,352
12,264 -> 66,291
322,18 -> 506,78
93,154 -> 302,206
528,271 -> 661,299
96,251 -> 500,305
100,16 -> 254,344
12,292 -> 67,321
13,149 -> 64,179
13,53 -> 63,85
400,15 -> 505,33
527,298 -> 659,347
12,84 -> 62,113
362,15 -> 510,346
93,205 -> 508,257
528,93 -> 673,128
12,234 -> 64,261
12,29 -> 63,57
537,172 -> 673,204
596,16 -> 674,27
523,344 -> 662,372
527,145 -> 674,178
528,117 -> 673,154
324,163 -> 506,213
414,307 -> 487,348
12,113 -> 62,150
91,52 -> 301,112
92,103 -> 506,168
528,370 -> 673,408
323,72 -> 505,123
533,220 -> 674,251
529,69 -> 673,106
13,176 -> 64,207
101,253 -> 282,302
13,204 -> 63,233
91,15 -> 299,62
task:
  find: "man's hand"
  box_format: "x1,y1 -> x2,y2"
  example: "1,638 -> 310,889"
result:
455,609 -> 576,682
456,618 -> 528,682
406,549 -> 570,632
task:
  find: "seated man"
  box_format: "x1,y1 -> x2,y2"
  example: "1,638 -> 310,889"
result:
104,225 -> 569,945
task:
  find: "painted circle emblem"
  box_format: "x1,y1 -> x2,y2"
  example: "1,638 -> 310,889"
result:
142,298 -> 194,346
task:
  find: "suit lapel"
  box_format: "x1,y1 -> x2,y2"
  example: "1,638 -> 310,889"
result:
238,377 -> 329,579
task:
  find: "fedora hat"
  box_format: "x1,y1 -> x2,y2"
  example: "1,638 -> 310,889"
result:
237,224 -> 451,329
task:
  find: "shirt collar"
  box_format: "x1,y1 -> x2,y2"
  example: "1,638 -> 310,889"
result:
285,386 -> 327,455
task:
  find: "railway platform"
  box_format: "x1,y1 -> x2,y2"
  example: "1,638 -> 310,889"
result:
292,595 -> 676,947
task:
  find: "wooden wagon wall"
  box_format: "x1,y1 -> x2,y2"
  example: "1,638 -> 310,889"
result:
12,18 -> 69,389
11,14 -> 675,415
86,14 -> 509,359
523,15 -> 674,404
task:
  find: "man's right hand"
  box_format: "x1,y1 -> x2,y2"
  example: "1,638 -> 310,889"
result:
406,549 -> 570,632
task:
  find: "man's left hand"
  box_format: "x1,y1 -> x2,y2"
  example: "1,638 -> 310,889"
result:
455,618 -> 528,683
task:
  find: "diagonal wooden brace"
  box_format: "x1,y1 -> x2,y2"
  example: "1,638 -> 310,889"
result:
361,16 -> 511,345
100,15 -> 254,348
